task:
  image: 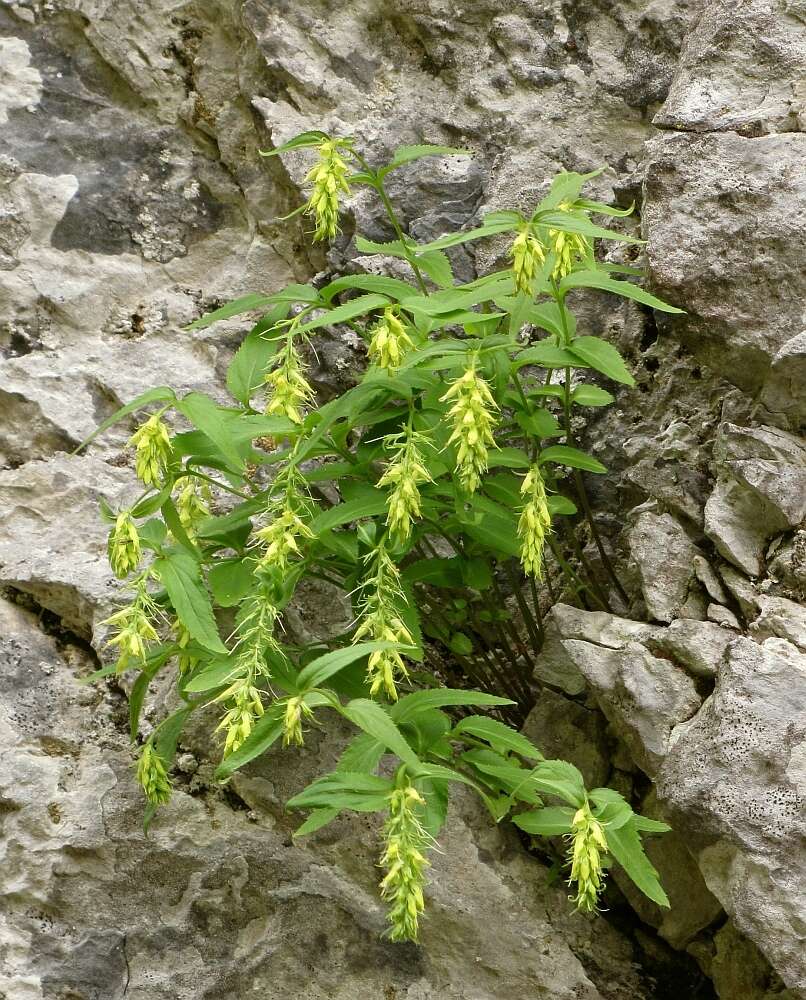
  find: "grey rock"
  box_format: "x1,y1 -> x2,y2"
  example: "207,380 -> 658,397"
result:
522,688 -> 611,789
628,511 -> 705,622
0,597 -> 650,1000
0,453 -> 136,635
707,604 -> 741,630
563,637 -> 701,777
643,131 -> 806,394
654,0 -> 806,135
750,595 -> 806,651
651,618 -> 734,679
657,637 -> 806,995
758,332 -> 806,433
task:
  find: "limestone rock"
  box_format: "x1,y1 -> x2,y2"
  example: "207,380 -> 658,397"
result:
650,618 -> 734,679
643,130 -> 806,394
627,511 -> 705,623
0,597 -> 651,1000
657,637 -> 806,995
759,332 -> 806,433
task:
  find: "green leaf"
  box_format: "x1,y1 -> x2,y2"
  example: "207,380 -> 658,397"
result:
561,270 -> 684,314
513,806 -> 575,836
391,689 -> 513,724
75,386 -> 176,453
287,771 -> 393,811
128,645 -> 175,741
531,759 -> 587,807
632,814 -> 672,834
381,144 -> 470,174
296,294 -> 390,333
606,818 -> 671,908
183,658 -> 238,693
414,221 -> 517,253
297,641 -> 408,691
208,559 -> 255,608
214,702 -> 286,779
293,807 -> 340,838
571,385 -> 615,407
533,169 -> 604,214
154,549 -> 227,654
416,250 -> 454,289
309,491 -> 389,533
175,393 -> 247,472
449,631 -> 473,655
514,342 -> 584,369
341,699 -> 420,768
539,444 -> 607,474
187,293 -> 274,331
227,325 -> 281,405
516,409 -> 562,438
569,335 -> 635,386
320,274 -> 416,304
536,211 -> 641,244
337,732 -> 386,774
259,129 -> 332,157
452,716 -> 544,761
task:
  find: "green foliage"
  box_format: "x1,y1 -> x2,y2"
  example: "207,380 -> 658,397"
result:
80,132 -> 680,941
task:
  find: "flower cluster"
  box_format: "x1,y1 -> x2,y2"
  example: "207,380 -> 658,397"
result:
214,675 -> 266,756
510,226 -> 546,295
517,464 -> 552,579
173,617 -> 199,676
101,577 -> 161,673
264,332 -> 315,425
129,413 -> 172,487
379,779 -> 431,942
368,307 -> 415,371
253,467 -> 314,575
549,202 -> 591,280
441,360 -> 498,494
136,742 -> 172,806
353,543 -> 413,701
304,138 -> 351,241
282,695 -> 314,747
176,478 -> 210,539
107,510 -> 141,580
567,801 -> 608,912
377,429 -> 433,541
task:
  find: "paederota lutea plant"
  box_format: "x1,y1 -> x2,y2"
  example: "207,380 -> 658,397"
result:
83,131 -> 684,941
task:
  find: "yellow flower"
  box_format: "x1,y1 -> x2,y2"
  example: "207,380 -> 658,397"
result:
107,510 -> 141,579
440,361 -> 498,494
304,139 -> 351,241
136,742 -> 172,805
176,479 -> 210,539
509,226 -> 546,295
368,308 -> 415,371
264,336 -> 314,425
101,578 -> 160,673
353,543 -> 413,701
172,617 -> 198,675
214,675 -> 266,756
377,429 -> 433,541
566,801 -> 608,912
129,413 -> 172,487
548,201 -> 591,280
282,695 -> 314,747
517,464 -> 552,579
379,780 -> 431,942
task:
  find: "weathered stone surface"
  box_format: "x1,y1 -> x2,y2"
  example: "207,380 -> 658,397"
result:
0,454 -> 137,636
650,618 -> 733,679
522,688 -> 611,789
0,597 -> 651,1000
643,130 -> 806,394
759,332 -> 806,434
654,0 -> 806,135
657,637 -> 806,995
627,510 -> 705,622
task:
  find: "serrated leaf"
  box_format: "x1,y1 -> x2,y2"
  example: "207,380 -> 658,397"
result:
561,270 -> 684,314
293,807 -> 341,837
382,144 -> 470,174
309,491 -> 388,534
391,689 -> 513,724
207,559 -> 255,607
569,335 -> 635,386
226,324 -> 282,405
341,699 -> 420,768
296,294 -> 390,333
184,658 -> 238,693
175,393 -> 247,472
414,221 -> 517,253
572,384 -> 615,407
416,250 -> 454,288
297,641 -> 407,691
539,444 -> 607,474
76,386 -> 176,453
515,342 -> 585,369
606,817 -> 670,908
259,129 -> 332,156
337,732 -> 385,774
452,716 -> 544,761
531,759 -> 587,807
513,806 -> 576,836
517,409 -> 562,438
187,293 -> 275,331
320,274 -> 416,304
154,549 -> 227,654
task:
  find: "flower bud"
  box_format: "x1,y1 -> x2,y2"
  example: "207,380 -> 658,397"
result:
440,362 -> 498,494
304,139 -> 351,242
510,226 -> 546,295
517,464 -> 552,579
136,742 -> 172,806
377,429 -> 433,541
129,414 -> 172,487
108,511 -> 141,579
264,336 -> 314,425
379,778 -> 432,942
566,801 -> 608,912
368,308 -> 415,371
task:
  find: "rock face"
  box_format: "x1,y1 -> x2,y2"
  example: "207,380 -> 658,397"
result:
1,0 -> 805,997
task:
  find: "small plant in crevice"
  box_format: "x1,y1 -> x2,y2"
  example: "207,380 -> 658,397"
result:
80,132 -> 684,941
